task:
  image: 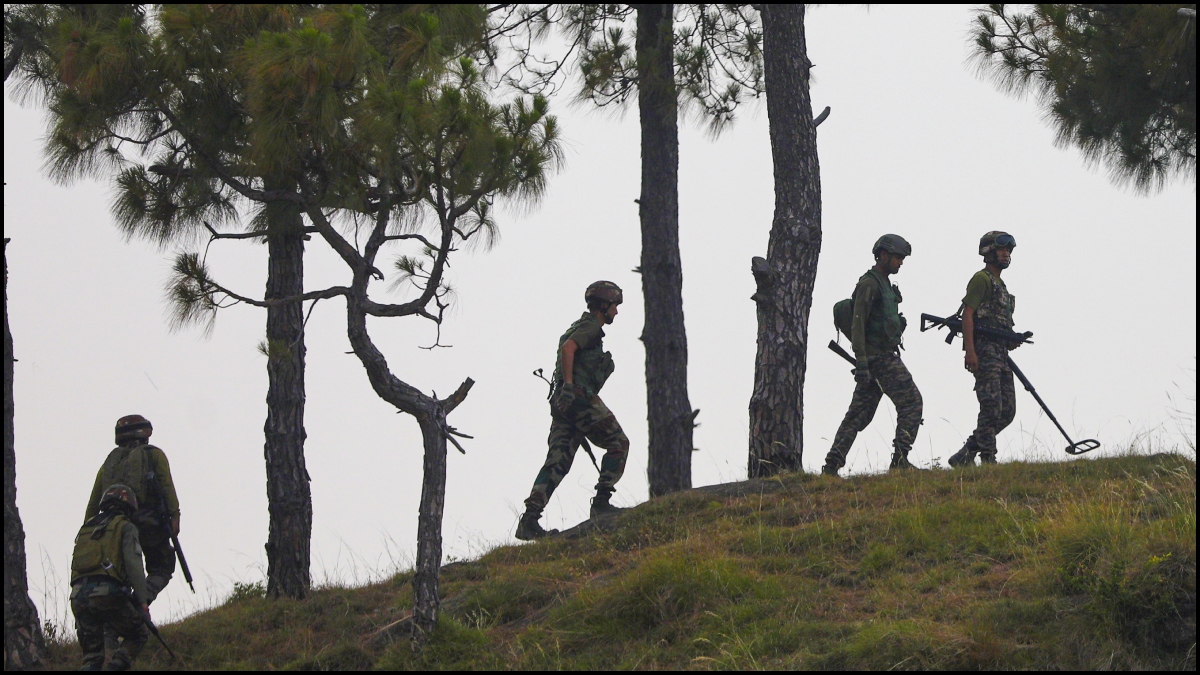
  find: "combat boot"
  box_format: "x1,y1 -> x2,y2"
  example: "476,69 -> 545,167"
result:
515,511 -> 556,541
590,491 -> 626,518
821,463 -> 840,477
979,453 -> 997,465
947,442 -> 977,468
889,450 -> 921,471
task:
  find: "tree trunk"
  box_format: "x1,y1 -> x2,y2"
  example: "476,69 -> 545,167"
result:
339,275 -> 474,648
4,239 -> 45,671
263,204 -> 311,600
636,3 -> 694,497
411,408 -> 448,642
748,5 -> 822,478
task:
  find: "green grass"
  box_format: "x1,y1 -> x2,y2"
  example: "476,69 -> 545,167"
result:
43,453 -> 1196,670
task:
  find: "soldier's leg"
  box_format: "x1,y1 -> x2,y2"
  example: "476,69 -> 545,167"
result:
575,396 -> 630,498
523,416 -> 581,516
102,596 -> 148,671
981,350 -> 1017,463
971,341 -> 1007,464
823,379 -> 883,472
71,588 -> 107,671
873,354 -> 924,466
141,539 -> 176,604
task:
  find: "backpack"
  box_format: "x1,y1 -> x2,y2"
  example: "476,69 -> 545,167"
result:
833,298 -> 854,340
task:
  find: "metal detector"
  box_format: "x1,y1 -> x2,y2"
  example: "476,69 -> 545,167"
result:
1007,356 -> 1100,455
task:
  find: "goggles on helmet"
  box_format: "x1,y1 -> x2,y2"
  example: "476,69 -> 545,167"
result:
993,233 -> 1016,249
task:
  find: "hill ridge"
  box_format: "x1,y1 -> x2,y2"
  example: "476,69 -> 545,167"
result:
42,453 -> 1197,670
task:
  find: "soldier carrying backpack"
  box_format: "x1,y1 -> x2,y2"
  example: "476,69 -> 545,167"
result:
84,415 -> 182,604
823,235 -> 924,476
70,485 -> 150,671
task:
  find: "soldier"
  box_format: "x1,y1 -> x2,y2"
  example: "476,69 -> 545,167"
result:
822,235 -> 924,476
84,415 -> 180,604
516,281 -> 632,541
70,485 -> 150,671
948,231 -> 1019,467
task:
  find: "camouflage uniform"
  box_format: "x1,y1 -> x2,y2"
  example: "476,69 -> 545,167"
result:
86,442 -> 179,603
824,266 -> 923,472
524,312 -> 630,515
826,352 -> 923,471
70,512 -> 149,671
955,270 -> 1017,464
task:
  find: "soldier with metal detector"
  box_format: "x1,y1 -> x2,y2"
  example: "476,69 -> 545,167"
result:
84,415 -> 192,603
924,232 -> 1099,465
921,232 -> 1099,459
516,281 -> 632,541
946,232 -> 1021,466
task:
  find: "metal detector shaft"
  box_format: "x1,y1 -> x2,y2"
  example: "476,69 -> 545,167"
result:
1006,356 -> 1099,455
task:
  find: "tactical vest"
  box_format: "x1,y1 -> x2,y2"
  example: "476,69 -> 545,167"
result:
71,514 -> 131,585
554,315 -> 615,397
859,268 -> 907,352
974,270 -> 1015,332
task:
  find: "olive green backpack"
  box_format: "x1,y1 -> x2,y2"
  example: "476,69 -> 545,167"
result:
833,298 -> 854,340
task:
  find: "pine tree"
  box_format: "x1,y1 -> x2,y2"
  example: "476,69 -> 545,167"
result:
12,4 -> 324,598
747,4 -> 824,478
160,5 -> 560,644
971,4 -> 1196,193
3,6 -> 50,666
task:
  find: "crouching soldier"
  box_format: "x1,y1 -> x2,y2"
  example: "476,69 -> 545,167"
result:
70,485 -> 150,671
84,415 -> 180,604
822,235 -> 924,476
516,281 -> 632,540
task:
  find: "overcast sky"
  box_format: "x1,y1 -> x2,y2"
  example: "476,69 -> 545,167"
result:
5,5 -> 1196,628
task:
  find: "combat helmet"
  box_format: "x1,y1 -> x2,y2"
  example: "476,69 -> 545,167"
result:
979,231 -> 1016,257
872,234 -> 912,257
115,414 -> 153,445
585,281 -> 623,306
98,484 -> 139,514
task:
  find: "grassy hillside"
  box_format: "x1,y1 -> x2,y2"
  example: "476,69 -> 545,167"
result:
43,453 -> 1195,670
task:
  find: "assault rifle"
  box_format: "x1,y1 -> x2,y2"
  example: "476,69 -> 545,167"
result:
143,455 -> 195,593
920,313 -> 1033,346
122,587 -> 177,661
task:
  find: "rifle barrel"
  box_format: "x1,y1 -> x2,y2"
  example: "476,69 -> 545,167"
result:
172,536 -> 195,592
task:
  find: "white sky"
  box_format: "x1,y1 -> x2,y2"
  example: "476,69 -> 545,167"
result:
5,5 -> 1196,629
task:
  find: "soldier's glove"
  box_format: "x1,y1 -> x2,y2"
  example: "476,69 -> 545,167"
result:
853,366 -> 871,385
551,383 -> 586,418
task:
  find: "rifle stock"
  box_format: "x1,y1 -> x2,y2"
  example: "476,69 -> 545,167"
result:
827,340 -> 856,366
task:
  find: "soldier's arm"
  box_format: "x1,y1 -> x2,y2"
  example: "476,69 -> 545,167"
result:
84,472 -> 104,523
149,448 -> 180,524
963,305 -> 979,373
122,523 -> 151,606
850,281 -> 876,368
560,339 -> 579,385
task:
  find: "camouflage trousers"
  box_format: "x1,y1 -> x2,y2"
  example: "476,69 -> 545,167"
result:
71,577 -> 147,671
960,339 -> 1016,460
138,533 -> 176,604
825,352 -> 923,470
524,395 -> 630,515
